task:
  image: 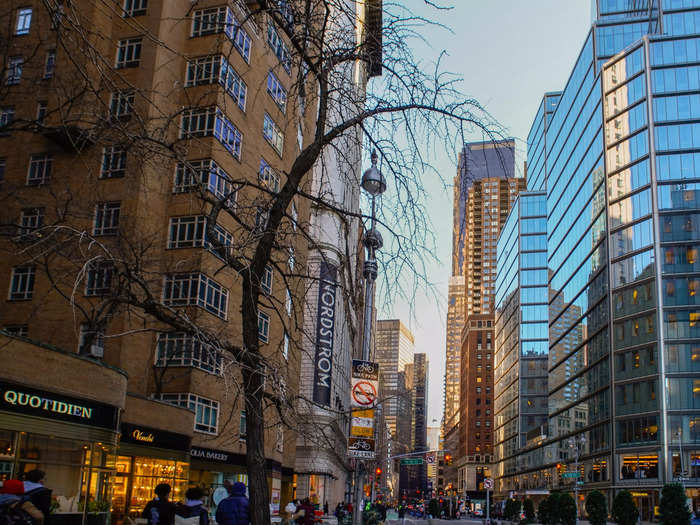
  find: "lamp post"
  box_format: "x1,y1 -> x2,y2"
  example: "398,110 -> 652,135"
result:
353,150 -> 386,525
568,435 -> 586,525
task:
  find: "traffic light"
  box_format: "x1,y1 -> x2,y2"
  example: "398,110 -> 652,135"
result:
445,454 -> 453,465
375,467 -> 382,476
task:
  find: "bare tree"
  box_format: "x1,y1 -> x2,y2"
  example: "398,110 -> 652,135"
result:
0,1 -> 502,524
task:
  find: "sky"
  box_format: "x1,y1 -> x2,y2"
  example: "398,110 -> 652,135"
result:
378,1 -> 593,426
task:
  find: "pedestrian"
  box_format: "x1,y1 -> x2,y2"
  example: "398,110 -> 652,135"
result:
174,487 -> 208,525
142,483 -> 176,525
323,502 -> 328,516
21,471 -> 51,524
281,503 -> 304,525
297,499 -> 314,525
1,479 -> 44,525
215,482 -> 249,525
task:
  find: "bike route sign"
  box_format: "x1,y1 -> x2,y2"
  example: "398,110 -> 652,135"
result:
348,437 -> 376,459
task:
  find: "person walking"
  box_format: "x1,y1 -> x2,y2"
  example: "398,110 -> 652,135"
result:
22,471 -> 51,523
215,482 -> 249,525
142,484 -> 176,525
174,488 -> 209,525
1,479 -> 44,525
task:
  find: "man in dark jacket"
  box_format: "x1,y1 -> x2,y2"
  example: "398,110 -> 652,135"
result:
215,482 -> 249,525
175,487 -> 209,525
22,470 -> 51,523
142,484 -> 176,525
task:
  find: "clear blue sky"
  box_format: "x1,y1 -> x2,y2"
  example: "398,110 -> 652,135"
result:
379,1 -> 593,425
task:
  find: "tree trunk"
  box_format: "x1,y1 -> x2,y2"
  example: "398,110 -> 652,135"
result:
243,365 -> 270,525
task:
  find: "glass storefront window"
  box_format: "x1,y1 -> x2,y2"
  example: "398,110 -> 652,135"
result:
0,430 -> 16,481
620,453 -> 659,479
111,457 -> 189,525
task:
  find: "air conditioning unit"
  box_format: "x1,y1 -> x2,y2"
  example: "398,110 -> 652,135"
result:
88,345 -> 104,359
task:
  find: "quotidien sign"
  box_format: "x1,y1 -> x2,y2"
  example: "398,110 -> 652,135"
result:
3,389 -> 94,419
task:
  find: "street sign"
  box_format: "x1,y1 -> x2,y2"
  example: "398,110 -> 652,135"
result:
350,408 -> 375,437
426,454 -> 436,464
483,478 -> 494,490
562,472 -> 581,478
400,458 -> 423,465
351,360 -> 379,408
348,437 -> 376,459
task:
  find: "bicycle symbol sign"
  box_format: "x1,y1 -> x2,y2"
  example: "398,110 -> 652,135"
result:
352,380 -> 377,407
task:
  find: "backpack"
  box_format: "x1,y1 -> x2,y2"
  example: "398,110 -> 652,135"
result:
0,496 -> 35,525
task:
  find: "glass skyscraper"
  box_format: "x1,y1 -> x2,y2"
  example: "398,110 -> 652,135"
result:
493,0 -> 700,518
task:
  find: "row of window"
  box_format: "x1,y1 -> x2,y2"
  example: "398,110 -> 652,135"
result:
4,51 -> 54,87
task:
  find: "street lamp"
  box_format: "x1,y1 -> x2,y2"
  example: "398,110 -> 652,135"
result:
353,150 -> 386,525
360,149 -> 386,362
568,435 -> 586,525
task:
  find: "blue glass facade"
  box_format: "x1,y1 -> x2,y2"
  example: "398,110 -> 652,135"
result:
494,192 -> 548,481
493,0 -> 700,515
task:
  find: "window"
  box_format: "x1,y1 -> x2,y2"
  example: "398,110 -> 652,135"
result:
191,6 -> 226,37
155,332 -> 222,374
258,311 -> 270,343
173,159 -> 236,206
0,159 -> 5,182
263,113 -> 284,155
163,273 -> 229,319
267,22 -> 291,73
27,155 -> 52,185
283,332 -> 289,360
116,38 -> 142,68
15,8 -> 32,35
19,208 -> 44,236
186,56 -> 247,111
261,265 -> 273,295
239,410 -> 247,439
101,146 -> 126,178
109,91 -> 134,118
3,325 -> 28,337
36,102 -> 47,125
9,266 -> 35,300
290,201 -> 298,231
78,324 -> 104,355
288,247 -> 295,271
123,0 -> 147,17
93,202 -> 121,235
0,107 -> 14,129
259,158 -> 280,192
191,7 -> 251,62
85,262 -> 113,296
158,393 -> 219,434
180,107 -> 242,159
6,57 -> 23,85
285,288 -> 292,317
44,50 -> 56,79
267,71 -> 287,112
168,216 -> 206,248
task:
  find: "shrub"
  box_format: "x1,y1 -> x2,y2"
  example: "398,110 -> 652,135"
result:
611,490 -> 638,525
559,493 -> 577,525
523,498 -> 536,524
659,483 -> 691,525
504,499 -> 522,522
537,496 -> 551,525
428,499 -> 440,519
585,490 -> 608,525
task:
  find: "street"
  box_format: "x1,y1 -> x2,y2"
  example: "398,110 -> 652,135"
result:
386,520 -> 483,525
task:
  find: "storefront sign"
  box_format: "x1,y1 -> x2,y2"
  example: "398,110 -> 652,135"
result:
190,446 -> 246,465
120,423 -> 190,451
312,262 -> 337,407
0,380 -> 119,430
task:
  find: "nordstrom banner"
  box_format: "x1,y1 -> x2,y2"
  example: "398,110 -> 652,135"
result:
312,261 -> 337,406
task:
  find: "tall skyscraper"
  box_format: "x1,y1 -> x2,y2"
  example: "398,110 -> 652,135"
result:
446,140 -> 525,495
493,0 -> 700,517
409,353 -> 429,495
375,319 -> 415,499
